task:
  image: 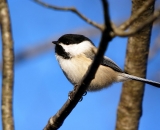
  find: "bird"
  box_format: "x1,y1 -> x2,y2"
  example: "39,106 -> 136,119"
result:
52,34 -> 160,91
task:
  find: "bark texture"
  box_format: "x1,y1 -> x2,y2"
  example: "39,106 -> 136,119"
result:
0,0 -> 14,130
116,0 -> 154,130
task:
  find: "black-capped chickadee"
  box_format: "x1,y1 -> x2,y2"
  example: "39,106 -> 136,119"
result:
52,34 -> 160,91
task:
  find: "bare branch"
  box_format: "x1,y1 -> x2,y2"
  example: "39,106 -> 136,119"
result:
43,0 -> 113,129
33,0 -> 160,38
119,0 -> 155,30
113,9 -> 160,37
33,0 -> 104,31
0,0 -> 14,130
110,0 -> 160,37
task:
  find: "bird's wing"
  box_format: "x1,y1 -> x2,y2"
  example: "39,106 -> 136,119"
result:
101,56 -> 123,72
84,48 -> 123,73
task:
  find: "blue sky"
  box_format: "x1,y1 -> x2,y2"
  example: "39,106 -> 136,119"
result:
0,0 -> 160,130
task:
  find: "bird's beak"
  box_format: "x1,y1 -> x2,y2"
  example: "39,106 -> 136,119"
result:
52,41 -> 58,45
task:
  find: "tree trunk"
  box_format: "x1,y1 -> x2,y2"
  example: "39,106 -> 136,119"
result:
116,0 -> 155,130
0,0 -> 14,130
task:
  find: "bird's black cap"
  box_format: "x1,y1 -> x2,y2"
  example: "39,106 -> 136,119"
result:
52,34 -> 93,45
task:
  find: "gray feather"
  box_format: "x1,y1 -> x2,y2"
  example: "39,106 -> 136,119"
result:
84,50 -> 123,73
101,56 -> 123,72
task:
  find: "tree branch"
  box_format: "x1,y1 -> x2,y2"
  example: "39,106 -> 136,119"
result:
111,0 -> 160,37
43,0 -> 113,129
119,0 -> 155,30
33,0 -> 160,38
33,0 -> 104,31
0,0 -> 14,130
113,9 -> 160,37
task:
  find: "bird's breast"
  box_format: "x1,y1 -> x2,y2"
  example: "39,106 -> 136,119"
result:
56,54 -> 119,91
56,54 -> 90,85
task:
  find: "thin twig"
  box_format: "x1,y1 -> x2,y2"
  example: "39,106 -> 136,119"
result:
33,0 -> 104,31
111,0 -> 160,37
0,0 -> 14,130
113,9 -> 160,37
119,0 -> 155,30
43,0 -> 113,129
33,0 -> 160,38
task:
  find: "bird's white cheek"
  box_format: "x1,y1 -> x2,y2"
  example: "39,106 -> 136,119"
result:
59,41 -> 94,56
60,44 -> 79,56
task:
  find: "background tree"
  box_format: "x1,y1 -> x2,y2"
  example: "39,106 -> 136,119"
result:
0,0 -> 14,130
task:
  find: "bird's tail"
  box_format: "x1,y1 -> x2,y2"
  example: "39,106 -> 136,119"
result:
122,73 -> 160,88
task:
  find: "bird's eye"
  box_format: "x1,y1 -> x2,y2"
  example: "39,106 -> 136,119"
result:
65,41 -> 69,45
